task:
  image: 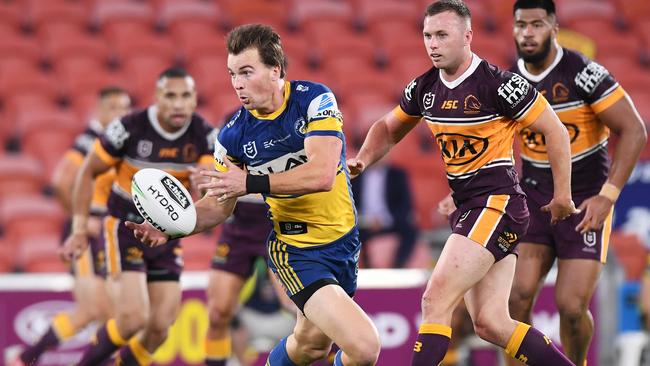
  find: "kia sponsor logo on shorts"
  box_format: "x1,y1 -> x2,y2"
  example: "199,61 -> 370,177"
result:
14,301 -> 95,349
435,133 -> 489,166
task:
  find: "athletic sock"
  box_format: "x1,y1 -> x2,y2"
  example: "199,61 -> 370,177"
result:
77,319 -> 128,366
504,322 -> 575,366
410,323 -> 452,366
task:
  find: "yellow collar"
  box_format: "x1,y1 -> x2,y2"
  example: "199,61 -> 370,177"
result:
250,81 -> 291,120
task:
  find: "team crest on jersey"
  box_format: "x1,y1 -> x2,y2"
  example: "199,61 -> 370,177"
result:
243,141 -> 258,159
463,95 -> 481,114
137,140 -> 153,158
294,117 -> 306,136
423,92 -> 435,110
552,82 -> 570,103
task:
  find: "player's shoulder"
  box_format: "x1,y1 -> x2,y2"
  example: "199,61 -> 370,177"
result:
402,66 -> 438,103
216,108 -> 245,146
290,80 -> 333,98
290,80 -> 343,121
188,112 -> 216,132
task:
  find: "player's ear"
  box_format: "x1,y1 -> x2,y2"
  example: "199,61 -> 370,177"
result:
271,65 -> 281,81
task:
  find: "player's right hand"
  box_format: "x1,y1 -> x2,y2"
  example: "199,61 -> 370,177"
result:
437,193 -> 456,218
60,233 -> 89,262
124,221 -> 169,247
346,158 -> 366,179
541,197 -> 580,225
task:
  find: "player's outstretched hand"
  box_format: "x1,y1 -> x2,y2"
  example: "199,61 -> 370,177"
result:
346,158 -> 366,179
575,195 -> 613,234
199,158 -> 246,202
437,193 -> 456,218
541,197 -> 580,225
60,233 -> 89,262
124,221 -> 169,247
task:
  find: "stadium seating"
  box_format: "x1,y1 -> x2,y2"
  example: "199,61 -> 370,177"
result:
0,195 -> 64,252
0,154 -> 45,202
16,234 -> 67,273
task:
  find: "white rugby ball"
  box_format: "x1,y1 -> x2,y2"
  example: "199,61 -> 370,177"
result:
131,168 -> 196,237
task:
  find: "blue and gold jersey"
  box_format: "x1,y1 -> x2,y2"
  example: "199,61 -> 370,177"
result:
214,80 -> 356,248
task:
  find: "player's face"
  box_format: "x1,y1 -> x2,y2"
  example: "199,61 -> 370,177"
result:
97,93 -> 131,127
423,11 -> 471,70
227,47 -> 281,112
155,77 -> 197,131
513,8 -> 557,64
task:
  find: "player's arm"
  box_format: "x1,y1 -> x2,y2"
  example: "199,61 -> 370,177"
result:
61,150 -> 114,260
51,151 -> 84,214
349,107 -> 420,177
576,94 -> 648,233
526,103 -> 577,224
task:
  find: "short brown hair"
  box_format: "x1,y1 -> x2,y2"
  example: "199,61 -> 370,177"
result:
226,24 -> 287,78
425,0 -> 471,20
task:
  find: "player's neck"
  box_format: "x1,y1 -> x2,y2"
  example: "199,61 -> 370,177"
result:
524,42 -> 559,75
441,50 -> 473,82
255,79 -> 286,115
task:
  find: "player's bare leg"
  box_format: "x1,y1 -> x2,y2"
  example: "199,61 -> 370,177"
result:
115,280 -> 182,365
77,272 -> 149,366
267,284 -> 380,366
16,259 -> 113,365
555,259 -> 602,365
410,234 -> 574,366
205,269 -> 246,366
506,243 -> 555,366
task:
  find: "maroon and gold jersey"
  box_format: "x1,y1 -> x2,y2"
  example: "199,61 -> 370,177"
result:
511,47 -> 625,196
93,107 -> 217,220
397,54 -> 547,204
64,119 -> 114,215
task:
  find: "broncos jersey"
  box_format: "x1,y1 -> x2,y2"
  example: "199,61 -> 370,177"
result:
93,107 -> 216,220
213,80 -> 356,248
397,53 -> 548,205
511,47 -> 625,196
65,119 -> 114,215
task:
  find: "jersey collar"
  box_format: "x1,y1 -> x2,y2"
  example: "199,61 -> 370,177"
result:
147,106 -> 191,141
516,42 -> 564,83
250,80 -> 290,120
439,53 -> 482,89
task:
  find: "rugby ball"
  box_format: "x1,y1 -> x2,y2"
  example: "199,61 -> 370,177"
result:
131,168 -> 196,237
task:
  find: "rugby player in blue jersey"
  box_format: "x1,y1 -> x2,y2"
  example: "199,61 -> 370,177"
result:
127,24 -> 381,366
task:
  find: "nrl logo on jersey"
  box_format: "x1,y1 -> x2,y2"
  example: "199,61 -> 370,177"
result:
243,141 -> 258,159
423,92 -> 435,110
137,140 -> 153,158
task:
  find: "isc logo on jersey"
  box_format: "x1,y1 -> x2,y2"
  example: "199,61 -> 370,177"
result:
131,168 -> 196,237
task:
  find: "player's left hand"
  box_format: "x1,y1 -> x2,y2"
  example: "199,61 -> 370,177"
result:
199,158 -> 247,202
189,166 -> 211,196
575,195 -> 613,234
541,197 -> 580,225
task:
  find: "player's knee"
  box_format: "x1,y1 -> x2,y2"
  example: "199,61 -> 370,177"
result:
207,301 -> 236,329
293,329 -> 332,362
557,298 -> 589,325
342,334 -> 381,366
508,289 -> 535,319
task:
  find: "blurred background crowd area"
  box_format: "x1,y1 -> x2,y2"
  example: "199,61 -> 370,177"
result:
0,0 -> 649,273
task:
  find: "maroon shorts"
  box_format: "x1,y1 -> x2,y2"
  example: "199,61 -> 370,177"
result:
103,216 -> 182,282
522,185 -> 612,263
210,202 -> 272,278
449,194 -> 529,262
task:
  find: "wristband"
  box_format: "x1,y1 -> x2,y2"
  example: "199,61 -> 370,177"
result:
246,174 -> 270,194
599,182 -> 620,203
72,214 -> 88,235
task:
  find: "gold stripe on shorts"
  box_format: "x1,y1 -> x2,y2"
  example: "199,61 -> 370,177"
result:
600,207 -> 614,264
270,239 -> 303,295
104,216 -> 121,276
468,195 -> 510,246
74,247 -> 93,277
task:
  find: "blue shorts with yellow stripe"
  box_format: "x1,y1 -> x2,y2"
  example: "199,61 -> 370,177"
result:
267,228 -> 361,311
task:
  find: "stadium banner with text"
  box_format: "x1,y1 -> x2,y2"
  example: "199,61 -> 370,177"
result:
0,269 -> 597,365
